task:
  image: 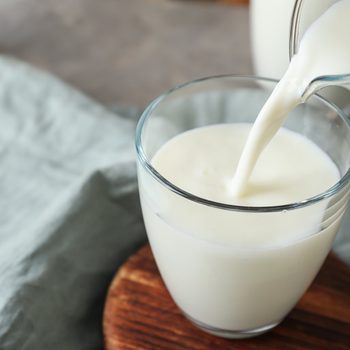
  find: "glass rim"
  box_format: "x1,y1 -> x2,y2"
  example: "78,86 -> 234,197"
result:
135,74 -> 350,213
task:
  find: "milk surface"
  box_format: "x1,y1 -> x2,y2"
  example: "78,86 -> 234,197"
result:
152,124 -> 339,209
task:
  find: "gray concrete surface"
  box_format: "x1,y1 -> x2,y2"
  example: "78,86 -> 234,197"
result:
0,0 -> 252,107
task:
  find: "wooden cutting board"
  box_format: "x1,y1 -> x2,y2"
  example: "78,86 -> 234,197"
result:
103,244 -> 350,350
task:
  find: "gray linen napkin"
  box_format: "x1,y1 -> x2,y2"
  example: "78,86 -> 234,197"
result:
0,56 -> 146,349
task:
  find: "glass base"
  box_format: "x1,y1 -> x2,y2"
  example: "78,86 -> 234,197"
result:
185,313 -> 281,339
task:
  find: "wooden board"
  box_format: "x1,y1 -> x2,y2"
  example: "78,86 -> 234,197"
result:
103,244 -> 350,350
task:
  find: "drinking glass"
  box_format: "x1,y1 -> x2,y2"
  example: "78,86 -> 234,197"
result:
136,75 -> 350,338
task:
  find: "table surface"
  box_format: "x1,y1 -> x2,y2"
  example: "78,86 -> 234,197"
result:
0,0 -> 252,107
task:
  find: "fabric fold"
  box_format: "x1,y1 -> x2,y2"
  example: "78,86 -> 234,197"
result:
0,56 -> 145,350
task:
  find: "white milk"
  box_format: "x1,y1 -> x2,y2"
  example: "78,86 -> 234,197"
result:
138,0 -> 350,334
233,0 -> 350,195
151,124 -> 339,239
139,124 -> 343,331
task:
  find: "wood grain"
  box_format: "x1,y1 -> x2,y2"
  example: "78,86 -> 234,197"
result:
103,245 -> 350,350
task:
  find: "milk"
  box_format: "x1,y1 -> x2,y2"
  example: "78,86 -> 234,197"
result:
234,0 -> 350,195
151,124 -> 340,243
139,124 -> 343,331
152,124 -> 339,209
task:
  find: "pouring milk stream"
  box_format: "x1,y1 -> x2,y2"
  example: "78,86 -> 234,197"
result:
232,0 -> 350,196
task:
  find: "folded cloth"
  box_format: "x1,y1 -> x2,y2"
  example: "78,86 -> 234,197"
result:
0,56 -> 146,349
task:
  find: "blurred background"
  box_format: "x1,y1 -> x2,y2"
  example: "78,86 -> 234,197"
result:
0,0 -> 251,107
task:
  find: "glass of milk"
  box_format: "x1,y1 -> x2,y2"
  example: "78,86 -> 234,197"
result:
136,75 -> 350,338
